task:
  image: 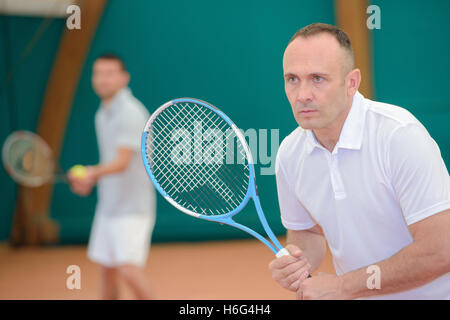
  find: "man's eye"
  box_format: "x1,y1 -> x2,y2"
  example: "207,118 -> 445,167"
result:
313,75 -> 323,83
288,77 -> 298,83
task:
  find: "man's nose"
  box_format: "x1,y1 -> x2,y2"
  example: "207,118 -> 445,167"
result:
295,82 -> 313,105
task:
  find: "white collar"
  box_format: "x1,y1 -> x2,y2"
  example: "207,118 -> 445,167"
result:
304,91 -> 367,154
101,87 -> 132,113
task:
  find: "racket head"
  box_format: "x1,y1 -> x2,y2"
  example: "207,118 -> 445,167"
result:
141,98 -> 256,220
2,131 -> 55,187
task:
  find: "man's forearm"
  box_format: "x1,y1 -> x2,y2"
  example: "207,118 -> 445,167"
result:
287,229 -> 326,272
92,160 -> 127,178
92,147 -> 134,179
341,240 -> 448,299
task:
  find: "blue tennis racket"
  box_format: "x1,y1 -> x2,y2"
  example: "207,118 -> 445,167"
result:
141,98 -> 289,258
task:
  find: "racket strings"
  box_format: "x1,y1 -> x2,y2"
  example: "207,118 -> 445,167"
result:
151,104 -> 229,177
3,133 -> 55,186
152,105 -> 234,196
150,104 -> 241,212
145,102 -> 250,216
150,142 -> 230,213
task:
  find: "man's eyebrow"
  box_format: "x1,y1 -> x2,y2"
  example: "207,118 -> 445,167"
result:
284,72 -> 297,78
310,72 -> 330,77
284,72 -> 330,77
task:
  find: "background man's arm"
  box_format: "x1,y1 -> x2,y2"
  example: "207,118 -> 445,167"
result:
90,146 -> 134,178
68,147 -> 134,196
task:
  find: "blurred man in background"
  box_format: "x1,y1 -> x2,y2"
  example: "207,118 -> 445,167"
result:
68,53 -> 156,300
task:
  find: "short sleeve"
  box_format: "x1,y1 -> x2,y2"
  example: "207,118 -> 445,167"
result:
275,153 -> 316,230
388,123 -> 450,225
116,104 -> 148,151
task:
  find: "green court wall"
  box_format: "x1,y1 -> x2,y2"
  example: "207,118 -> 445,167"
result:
1,0 -> 448,244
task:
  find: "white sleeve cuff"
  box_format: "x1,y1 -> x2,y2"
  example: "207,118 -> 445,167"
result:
281,217 -> 316,230
405,200 -> 450,225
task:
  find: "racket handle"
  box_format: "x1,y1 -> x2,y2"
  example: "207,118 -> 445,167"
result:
275,247 -> 290,258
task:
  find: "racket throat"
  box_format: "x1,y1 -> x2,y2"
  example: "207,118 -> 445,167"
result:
216,217 -> 279,254
252,195 -> 284,251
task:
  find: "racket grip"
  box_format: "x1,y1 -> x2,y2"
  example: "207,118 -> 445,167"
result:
275,247 -> 290,258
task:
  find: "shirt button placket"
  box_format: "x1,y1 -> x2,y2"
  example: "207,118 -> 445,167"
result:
329,152 -> 346,200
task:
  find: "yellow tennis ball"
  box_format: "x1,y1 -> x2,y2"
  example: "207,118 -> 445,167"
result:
69,165 -> 87,179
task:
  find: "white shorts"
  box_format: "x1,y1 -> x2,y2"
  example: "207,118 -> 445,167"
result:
87,213 -> 155,268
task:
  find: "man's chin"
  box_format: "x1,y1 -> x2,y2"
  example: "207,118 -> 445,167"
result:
295,119 -> 318,130
95,91 -> 114,100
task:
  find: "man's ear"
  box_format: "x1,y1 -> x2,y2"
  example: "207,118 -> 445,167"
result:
123,71 -> 130,86
346,68 -> 361,97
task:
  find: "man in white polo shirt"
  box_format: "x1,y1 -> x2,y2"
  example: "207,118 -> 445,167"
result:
68,53 -> 156,299
268,23 -> 450,299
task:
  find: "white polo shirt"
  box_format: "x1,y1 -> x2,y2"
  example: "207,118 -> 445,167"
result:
276,91 -> 450,299
95,87 -> 155,217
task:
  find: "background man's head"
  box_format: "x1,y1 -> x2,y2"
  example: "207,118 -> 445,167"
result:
283,23 -> 360,131
92,53 -> 129,101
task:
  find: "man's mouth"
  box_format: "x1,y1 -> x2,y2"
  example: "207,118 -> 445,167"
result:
298,109 -> 318,114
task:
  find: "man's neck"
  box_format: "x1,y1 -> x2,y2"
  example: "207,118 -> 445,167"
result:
101,97 -> 114,107
101,87 -> 125,107
313,130 -> 339,153
313,102 -> 352,153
